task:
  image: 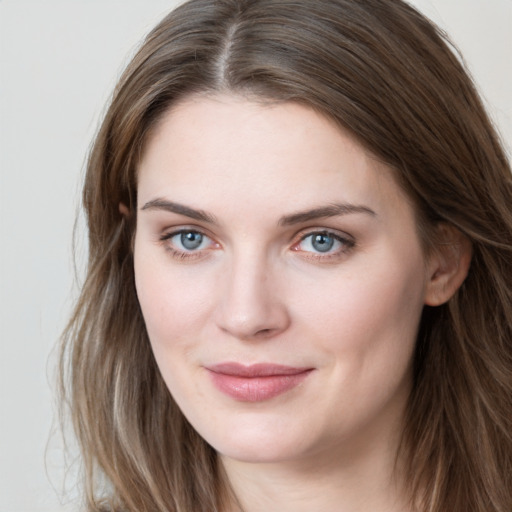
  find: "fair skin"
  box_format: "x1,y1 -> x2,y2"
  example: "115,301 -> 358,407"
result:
133,94 -> 470,512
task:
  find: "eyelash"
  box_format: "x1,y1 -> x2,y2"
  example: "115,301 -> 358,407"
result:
159,228 -> 355,262
159,229 -> 217,261
292,230 -> 355,261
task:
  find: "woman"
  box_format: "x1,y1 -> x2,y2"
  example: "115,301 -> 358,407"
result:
60,0 -> 512,510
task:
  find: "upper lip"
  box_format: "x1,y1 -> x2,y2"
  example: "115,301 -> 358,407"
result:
206,362 -> 312,377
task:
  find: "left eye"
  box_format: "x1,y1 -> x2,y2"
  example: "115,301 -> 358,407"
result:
295,231 -> 351,254
167,230 -> 213,251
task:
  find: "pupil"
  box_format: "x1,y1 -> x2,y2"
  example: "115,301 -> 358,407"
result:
181,231 -> 203,250
312,233 -> 334,252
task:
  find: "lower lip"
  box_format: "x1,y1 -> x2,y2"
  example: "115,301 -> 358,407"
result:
207,370 -> 313,402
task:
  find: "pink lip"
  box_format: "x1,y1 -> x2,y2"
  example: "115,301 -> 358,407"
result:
205,363 -> 313,402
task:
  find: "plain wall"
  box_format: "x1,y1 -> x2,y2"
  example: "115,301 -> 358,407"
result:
0,1 -> 510,511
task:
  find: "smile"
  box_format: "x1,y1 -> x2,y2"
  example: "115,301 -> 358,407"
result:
205,363 -> 314,402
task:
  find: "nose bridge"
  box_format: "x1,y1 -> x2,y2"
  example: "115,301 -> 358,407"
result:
215,244 -> 289,340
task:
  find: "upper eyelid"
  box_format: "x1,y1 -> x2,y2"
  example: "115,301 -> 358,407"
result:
160,225 -> 214,239
300,229 -> 350,239
295,227 -> 354,242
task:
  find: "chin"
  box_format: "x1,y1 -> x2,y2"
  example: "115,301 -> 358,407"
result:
196,415 -> 314,464
216,438 -> 303,464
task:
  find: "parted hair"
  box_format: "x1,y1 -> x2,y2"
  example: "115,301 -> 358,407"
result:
60,0 -> 512,510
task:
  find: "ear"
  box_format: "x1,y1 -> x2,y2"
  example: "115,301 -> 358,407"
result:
119,202 -> 130,218
424,224 -> 472,306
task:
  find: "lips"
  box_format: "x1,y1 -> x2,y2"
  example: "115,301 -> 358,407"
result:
205,363 -> 313,402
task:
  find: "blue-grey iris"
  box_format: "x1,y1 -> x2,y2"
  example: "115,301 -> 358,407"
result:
181,231 -> 203,250
312,233 -> 334,252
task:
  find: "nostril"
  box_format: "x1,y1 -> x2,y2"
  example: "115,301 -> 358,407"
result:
255,328 -> 273,337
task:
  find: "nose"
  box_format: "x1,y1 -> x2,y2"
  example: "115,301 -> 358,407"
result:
214,251 -> 290,341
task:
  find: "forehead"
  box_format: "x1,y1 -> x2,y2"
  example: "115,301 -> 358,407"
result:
137,94 -> 410,221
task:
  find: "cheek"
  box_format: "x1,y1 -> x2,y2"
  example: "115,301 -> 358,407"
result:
134,251 -> 217,352
295,250 -> 426,368
134,256 -> 218,408
288,259 -> 425,433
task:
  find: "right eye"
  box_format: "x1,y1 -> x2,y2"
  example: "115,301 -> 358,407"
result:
160,229 -> 219,260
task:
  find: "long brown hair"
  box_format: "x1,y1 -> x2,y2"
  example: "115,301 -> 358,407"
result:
60,1 -> 512,510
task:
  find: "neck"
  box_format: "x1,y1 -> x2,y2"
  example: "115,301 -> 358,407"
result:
220,416 -> 411,512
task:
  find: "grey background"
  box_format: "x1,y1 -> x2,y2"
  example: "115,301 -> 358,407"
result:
0,1 -> 510,510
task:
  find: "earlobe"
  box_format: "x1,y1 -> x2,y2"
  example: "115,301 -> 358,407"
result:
424,224 -> 472,306
119,202 -> 130,218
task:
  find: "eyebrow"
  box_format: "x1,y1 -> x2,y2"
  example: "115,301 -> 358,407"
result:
141,198 -> 218,224
140,198 -> 376,226
278,203 -> 376,226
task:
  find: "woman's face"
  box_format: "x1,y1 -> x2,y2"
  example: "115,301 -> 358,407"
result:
134,95 -> 431,465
